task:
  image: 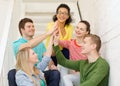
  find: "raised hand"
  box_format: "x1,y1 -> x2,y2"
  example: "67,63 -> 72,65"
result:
53,30 -> 60,46
19,43 -> 31,51
47,21 -> 59,35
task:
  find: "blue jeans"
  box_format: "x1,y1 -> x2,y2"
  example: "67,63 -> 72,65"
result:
44,70 -> 60,86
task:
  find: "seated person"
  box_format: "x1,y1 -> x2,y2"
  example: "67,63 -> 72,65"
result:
46,4 -> 73,86
53,34 -> 110,86
56,20 -> 91,86
15,46 -> 49,86
13,18 -> 60,86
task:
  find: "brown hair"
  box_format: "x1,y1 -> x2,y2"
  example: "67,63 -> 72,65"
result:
79,20 -> 90,34
18,18 -> 33,36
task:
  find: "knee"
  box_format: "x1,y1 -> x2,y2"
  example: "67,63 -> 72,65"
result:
63,74 -> 72,82
63,75 -> 68,80
44,70 -> 60,80
51,70 -> 60,80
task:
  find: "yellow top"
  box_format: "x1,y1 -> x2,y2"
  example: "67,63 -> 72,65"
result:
45,22 -> 73,49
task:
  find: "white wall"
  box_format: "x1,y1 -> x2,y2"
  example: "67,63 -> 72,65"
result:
0,0 -> 14,75
0,1 -> 7,40
0,0 -> 14,85
0,0 -> 25,85
78,0 -> 120,86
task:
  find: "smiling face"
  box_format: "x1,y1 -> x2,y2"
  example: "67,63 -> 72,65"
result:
21,22 -> 35,38
28,49 -> 38,64
56,7 -> 69,23
81,34 -> 102,55
81,37 -> 94,55
75,22 -> 89,38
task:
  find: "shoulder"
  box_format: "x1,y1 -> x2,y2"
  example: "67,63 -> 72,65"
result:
98,57 -> 110,69
13,38 -> 26,45
12,38 -> 26,55
12,38 -> 27,51
70,39 -> 75,41
47,22 -> 54,25
47,22 -> 54,29
37,42 -> 45,47
46,22 -> 54,31
16,70 -> 27,77
16,70 -> 30,81
13,38 -> 21,44
65,24 -> 73,33
65,24 -> 73,29
16,69 -> 33,81
99,57 -> 109,65
16,70 -> 33,86
59,39 -> 75,44
69,39 -> 76,43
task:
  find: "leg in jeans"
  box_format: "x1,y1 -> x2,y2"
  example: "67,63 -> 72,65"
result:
51,48 -> 69,86
44,70 -> 60,86
63,73 -> 80,86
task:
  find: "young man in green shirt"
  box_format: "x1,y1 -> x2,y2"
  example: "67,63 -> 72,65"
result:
53,34 -> 109,86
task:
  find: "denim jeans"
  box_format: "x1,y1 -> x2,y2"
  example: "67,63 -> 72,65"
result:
44,70 -> 60,86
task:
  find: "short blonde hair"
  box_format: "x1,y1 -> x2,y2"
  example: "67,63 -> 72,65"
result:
85,34 -> 101,52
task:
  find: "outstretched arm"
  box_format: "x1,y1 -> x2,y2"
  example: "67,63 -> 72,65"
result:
19,23 -> 58,50
53,35 -> 80,71
44,35 -> 53,57
53,45 -> 80,71
37,35 -> 54,71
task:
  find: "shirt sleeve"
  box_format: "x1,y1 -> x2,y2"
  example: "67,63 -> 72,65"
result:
37,56 -> 51,71
16,71 -> 34,86
53,45 -> 80,71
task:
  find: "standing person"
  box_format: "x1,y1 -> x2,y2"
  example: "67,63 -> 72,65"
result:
53,34 -> 110,86
15,35 -> 53,86
57,20 -> 90,86
46,3 -> 73,86
13,18 -> 60,86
